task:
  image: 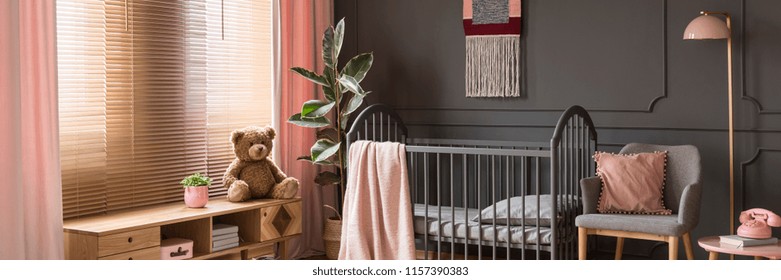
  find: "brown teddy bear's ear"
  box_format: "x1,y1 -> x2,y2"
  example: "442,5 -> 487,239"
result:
264,126 -> 276,139
231,130 -> 244,144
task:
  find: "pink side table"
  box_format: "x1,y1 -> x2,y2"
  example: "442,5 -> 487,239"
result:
698,236 -> 781,260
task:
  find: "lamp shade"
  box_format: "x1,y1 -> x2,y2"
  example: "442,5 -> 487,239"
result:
683,15 -> 729,40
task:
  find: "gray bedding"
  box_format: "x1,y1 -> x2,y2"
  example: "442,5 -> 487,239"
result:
413,204 -> 553,245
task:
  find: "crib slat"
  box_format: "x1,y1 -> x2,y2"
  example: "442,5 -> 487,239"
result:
521,156 -> 527,260
409,151 -> 415,229
559,118 -> 575,259
573,118 -> 581,259
477,154 -> 482,260
394,122 -> 398,142
463,154 -> 468,260
437,154 -> 441,260
388,115 -> 391,142
412,151 -> 416,205
424,153 -> 429,260
565,118 -> 571,260
570,118 -> 589,259
536,156 -> 542,259
506,155 -> 511,260
491,155 -> 496,260
450,153 -> 455,260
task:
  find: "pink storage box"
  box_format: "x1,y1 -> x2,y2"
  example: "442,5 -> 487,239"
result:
160,238 -> 194,260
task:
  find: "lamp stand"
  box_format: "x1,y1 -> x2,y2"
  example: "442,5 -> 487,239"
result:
723,13 -> 734,238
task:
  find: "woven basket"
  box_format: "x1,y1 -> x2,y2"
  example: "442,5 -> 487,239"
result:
322,217 -> 342,260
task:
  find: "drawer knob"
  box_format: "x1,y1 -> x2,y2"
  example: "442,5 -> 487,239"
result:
128,257 -> 133,260
127,237 -> 133,243
264,212 -> 267,217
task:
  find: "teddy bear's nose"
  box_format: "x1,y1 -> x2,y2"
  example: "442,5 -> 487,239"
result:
249,144 -> 267,160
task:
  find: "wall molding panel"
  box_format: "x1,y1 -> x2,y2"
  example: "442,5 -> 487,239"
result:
739,148 -> 781,212
740,0 -> 781,114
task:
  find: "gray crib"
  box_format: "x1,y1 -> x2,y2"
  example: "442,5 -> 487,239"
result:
345,104 -> 597,260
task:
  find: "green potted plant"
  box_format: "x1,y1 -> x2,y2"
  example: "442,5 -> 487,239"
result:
180,173 -> 212,208
288,17 -> 373,259
288,17 -> 373,213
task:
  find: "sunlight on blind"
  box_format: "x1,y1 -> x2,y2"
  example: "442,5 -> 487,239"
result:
57,0 -> 272,219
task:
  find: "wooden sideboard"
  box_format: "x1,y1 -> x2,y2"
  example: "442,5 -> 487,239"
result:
63,198 -> 302,260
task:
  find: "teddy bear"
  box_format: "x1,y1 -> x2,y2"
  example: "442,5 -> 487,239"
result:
223,125 -> 299,202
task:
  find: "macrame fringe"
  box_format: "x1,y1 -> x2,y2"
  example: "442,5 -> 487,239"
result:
465,35 -> 520,98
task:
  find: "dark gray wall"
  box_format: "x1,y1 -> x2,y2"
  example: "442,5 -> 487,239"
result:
336,0 -> 781,259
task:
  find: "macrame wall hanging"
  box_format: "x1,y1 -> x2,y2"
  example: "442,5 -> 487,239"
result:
463,0 -> 521,98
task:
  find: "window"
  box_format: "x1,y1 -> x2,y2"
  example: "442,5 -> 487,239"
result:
57,0 -> 272,218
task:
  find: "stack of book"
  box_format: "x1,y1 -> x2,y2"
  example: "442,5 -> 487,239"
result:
719,235 -> 778,247
212,223 -> 239,251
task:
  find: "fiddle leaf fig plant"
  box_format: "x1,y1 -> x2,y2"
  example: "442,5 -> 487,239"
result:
288,18 -> 373,213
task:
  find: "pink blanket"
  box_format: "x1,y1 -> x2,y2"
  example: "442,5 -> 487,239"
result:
338,141 -> 415,260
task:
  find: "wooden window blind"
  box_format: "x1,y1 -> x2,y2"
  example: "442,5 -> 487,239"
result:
57,0 -> 272,219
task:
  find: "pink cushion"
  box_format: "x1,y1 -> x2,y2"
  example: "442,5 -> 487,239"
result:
595,151 -> 672,215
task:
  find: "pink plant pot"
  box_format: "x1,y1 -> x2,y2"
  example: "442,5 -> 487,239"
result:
184,186 -> 209,208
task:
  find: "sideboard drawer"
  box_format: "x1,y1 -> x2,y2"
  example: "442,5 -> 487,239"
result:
98,227 -> 160,257
98,246 -> 161,260
260,201 -> 302,241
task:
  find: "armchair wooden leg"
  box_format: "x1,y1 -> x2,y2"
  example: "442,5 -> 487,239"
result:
578,227 -> 588,260
668,236 -> 679,260
682,233 -> 694,260
614,237 -> 624,260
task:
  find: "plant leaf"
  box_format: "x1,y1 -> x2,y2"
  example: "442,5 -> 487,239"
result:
291,67 -> 328,86
298,155 -> 336,166
322,26 -> 336,69
301,100 -> 335,118
322,66 -> 335,85
311,139 -> 341,163
340,113 -> 350,130
338,75 -> 364,95
316,128 -> 339,142
343,91 -> 369,115
334,18 -> 345,60
288,113 -> 330,128
322,85 -> 336,102
322,66 -> 337,101
180,173 -> 212,187
315,171 -> 341,186
342,53 -> 373,83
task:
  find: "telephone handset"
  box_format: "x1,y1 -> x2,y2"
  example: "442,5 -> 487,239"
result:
737,208 -> 781,239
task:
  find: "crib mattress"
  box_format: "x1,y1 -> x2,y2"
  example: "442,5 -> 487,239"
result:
413,204 -> 553,245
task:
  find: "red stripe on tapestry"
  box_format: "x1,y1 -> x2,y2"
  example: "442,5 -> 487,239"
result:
463,17 -> 521,36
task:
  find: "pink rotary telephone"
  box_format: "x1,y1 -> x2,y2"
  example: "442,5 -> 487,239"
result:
737,208 -> 781,239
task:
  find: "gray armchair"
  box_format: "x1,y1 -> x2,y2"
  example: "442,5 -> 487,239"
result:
576,143 -> 702,260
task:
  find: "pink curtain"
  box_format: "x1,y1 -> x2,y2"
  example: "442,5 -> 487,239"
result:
0,0 -> 63,259
274,0 -> 334,259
